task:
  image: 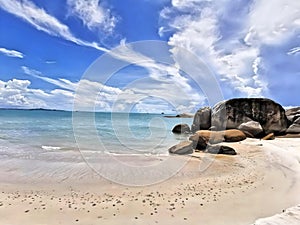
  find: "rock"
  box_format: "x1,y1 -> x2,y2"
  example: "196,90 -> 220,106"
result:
206,145 -> 237,155
195,130 -> 225,144
191,107 -> 211,132
262,133 -> 275,140
286,107 -> 300,125
194,129 -> 246,144
189,134 -> 208,150
168,141 -> 194,155
286,118 -> 300,133
242,130 -> 255,138
208,126 -> 217,131
211,98 -> 288,134
285,107 -> 300,117
224,129 -> 247,142
238,121 -> 263,137
172,124 -> 191,134
286,124 -> 300,133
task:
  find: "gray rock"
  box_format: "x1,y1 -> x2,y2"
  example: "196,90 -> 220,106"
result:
285,107 -> 300,116
189,134 -> 208,150
191,107 -> 211,132
211,98 -> 288,134
172,124 -> 191,134
286,118 -> 300,134
168,141 -> 194,155
286,125 -> 300,134
294,117 -> 300,124
285,107 -> 300,124
206,145 -> 237,155
238,121 -> 263,137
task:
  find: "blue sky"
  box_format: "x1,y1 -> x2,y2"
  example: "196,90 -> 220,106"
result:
0,0 -> 299,113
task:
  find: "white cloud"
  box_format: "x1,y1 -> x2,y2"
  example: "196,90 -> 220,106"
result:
45,60 -> 56,64
287,47 -> 300,55
0,79 -> 48,108
22,66 -> 76,90
66,0 -> 117,33
21,66 -> 123,111
160,0 -> 268,98
20,63 -> 204,113
0,0 -> 109,52
244,0 -> 300,46
107,41 -> 205,112
0,47 -> 24,58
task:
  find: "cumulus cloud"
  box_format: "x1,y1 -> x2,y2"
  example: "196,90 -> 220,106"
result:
244,0 -> 300,46
160,0 -> 268,98
4,81 -> 58,111
0,47 -> 24,58
66,0 -> 117,33
107,41 -> 206,112
0,0 -> 109,52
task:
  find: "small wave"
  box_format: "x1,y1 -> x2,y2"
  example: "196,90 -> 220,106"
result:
42,146 -> 62,151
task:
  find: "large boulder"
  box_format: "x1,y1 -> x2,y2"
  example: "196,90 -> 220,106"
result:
286,117 -> 300,133
206,145 -> 237,155
194,129 -> 246,144
172,124 -> 191,134
168,141 -> 194,155
195,130 -> 225,144
211,98 -> 288,134
238,121 -> 263,137
191,107 -> 211,132
189,134 -> 208,150
224,129 -> 247,142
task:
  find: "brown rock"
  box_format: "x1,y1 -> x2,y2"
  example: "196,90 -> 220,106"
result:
195,130 -> 225,144
262,133 -> 275,140
224,129 -> 247,142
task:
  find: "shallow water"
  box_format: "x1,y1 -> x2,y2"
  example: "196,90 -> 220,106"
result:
0,109 -> 191,159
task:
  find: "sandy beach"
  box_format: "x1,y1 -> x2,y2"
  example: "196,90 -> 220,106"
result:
0,138 -> 299,225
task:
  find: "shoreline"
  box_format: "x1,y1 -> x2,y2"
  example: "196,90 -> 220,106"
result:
0,138 -> 300,224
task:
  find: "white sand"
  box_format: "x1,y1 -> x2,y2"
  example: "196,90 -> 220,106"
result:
0,138 -> 299,224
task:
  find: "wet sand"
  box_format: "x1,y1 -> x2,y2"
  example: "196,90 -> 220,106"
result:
0,138 -> 300,225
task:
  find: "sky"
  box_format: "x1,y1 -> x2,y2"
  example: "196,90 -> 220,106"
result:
0,0 -> 299,113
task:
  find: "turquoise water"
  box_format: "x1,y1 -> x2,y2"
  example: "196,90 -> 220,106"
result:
0,109 -> 192,157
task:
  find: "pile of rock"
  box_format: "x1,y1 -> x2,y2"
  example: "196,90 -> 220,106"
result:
169,98 -> 300,156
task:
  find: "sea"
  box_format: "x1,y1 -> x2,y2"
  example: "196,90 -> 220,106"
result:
0,109 -> 192,160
